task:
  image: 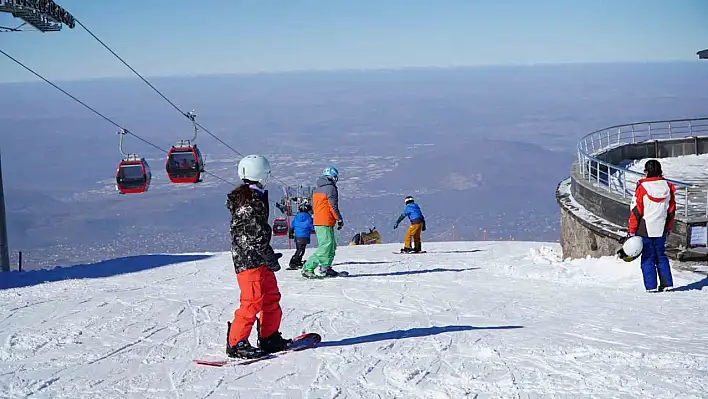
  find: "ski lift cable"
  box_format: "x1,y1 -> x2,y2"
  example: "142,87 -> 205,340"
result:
74,19 -> 246,157
73,19 -> 296,189
0,47 -> 239,187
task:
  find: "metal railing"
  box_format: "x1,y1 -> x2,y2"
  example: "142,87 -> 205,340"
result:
576,117 -> 708,219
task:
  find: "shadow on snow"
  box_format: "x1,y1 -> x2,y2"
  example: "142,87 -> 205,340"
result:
0,254 -> 213,290
319,325 -> 523,348
333,261 -> 396,266
426,250 -> 485,254
346,267 -> 480,278
671,276 -> 708,292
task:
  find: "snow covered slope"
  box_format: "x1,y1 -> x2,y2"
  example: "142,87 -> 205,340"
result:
1,241 -> 707,398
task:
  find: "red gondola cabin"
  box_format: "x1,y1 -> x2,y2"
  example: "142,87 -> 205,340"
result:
272,217 -> 289,236
116,156 -> 152,194
165,141 -> 205,184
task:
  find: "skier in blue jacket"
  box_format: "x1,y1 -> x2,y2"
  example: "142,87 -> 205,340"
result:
287,203 -> 316,269
394,196 -> 426,253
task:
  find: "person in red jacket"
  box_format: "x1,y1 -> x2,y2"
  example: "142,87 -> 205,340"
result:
627,159 -> 676,292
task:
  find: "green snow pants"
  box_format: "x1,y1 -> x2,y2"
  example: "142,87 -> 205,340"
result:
303,226 -> 337,272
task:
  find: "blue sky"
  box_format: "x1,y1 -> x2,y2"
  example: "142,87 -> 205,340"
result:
0,0 -> 707,83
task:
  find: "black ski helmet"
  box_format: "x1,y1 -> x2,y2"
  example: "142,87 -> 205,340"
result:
298,202 -> 312,213
405,196 -> 414,204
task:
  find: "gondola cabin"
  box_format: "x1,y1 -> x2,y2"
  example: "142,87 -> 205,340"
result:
165,141 -> 204,184
116,156 -> 152,194
272,217 -> 289,236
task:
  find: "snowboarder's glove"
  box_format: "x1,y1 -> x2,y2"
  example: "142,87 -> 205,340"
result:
337,219 -> 344,230
393,222 -> 399,230
265,253 -> 282,272
618,232 -> 634,244
422,223 -> 426,232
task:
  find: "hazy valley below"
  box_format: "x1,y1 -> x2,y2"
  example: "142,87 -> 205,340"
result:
1,62 -> 707,269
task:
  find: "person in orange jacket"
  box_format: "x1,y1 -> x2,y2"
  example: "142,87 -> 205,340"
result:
301,166 -> 344,278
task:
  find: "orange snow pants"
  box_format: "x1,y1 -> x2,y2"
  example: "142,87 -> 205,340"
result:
404,223 -> 423,250
228,265 -> 282,346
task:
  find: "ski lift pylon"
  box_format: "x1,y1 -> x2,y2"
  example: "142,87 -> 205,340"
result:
166,110 -> 205,184
115,129 -> 152,195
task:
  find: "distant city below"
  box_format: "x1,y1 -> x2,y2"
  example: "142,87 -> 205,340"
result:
1,62 -> 706,269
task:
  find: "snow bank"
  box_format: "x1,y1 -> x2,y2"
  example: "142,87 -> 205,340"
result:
521,245 -> 643,287
0,242 -> 706,398
626,153 -> 708,185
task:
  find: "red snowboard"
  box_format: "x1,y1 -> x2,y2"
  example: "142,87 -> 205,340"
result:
194,332 -> 321,367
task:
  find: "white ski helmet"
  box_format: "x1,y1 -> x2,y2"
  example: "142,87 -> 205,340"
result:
237,155 -> 271,184
617,236 -> 643,262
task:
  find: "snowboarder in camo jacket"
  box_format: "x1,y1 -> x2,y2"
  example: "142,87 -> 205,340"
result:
225,154 -> 291,359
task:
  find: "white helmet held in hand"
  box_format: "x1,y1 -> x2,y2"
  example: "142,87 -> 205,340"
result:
617,235 -> 643,262
238,154 -> 271,184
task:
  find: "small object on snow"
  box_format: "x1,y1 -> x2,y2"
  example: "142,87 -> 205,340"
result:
393,251 -> 427,254
349,227 -> 381,245
302,268 -> 349,278
194,332 -> 321,367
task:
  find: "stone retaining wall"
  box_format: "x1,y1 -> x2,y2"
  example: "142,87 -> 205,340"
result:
557,180 -> 623,259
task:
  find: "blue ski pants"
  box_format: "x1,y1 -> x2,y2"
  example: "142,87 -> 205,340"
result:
640,236 -> 673,290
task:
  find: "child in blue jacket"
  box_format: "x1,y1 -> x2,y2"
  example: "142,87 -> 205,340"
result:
288,203 -> 315,269
393,196 -> 426,253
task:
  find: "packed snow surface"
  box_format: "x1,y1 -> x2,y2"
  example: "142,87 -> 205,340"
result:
1,241 -> 707,398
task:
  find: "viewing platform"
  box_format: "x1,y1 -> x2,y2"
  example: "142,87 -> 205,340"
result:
556,117 -> 708,262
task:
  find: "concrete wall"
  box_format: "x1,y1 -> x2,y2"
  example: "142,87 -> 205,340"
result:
556,179 -> 623,260
559,207 -> 621,260
570,163 -> 630,227
597,136 -> 708,165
